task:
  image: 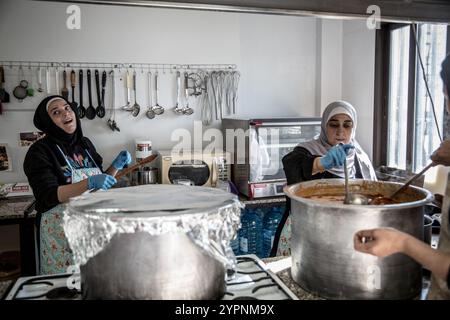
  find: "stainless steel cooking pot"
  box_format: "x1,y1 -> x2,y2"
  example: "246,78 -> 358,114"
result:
129,167 -> 159,185
80,232 -> 226,299
63,185 -> 241,300
284,179 -> 433,300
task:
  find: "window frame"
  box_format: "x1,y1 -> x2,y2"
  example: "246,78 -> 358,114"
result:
373,23 -> 450,172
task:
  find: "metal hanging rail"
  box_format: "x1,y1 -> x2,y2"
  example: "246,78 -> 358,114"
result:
0,60 -> 239,112
0,61 -> 237,72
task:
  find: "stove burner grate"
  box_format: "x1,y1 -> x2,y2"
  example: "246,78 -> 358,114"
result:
46,286 -> 80,300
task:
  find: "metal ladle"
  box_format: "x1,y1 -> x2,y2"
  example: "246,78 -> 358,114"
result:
145,71 -> 155,119
173,71 -> 184,115
152,71 -> 164,115
131,71 -> 140,117
122,71 -> 133,111
343,157 -> 369,205
182,72 -> 194,115
107,70 -> 120,132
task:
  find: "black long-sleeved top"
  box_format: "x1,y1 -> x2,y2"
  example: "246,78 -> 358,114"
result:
23,136 -> 103,216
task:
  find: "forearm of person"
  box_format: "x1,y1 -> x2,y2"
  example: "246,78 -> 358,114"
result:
401,234 -> 450,280
105,165 -> 118,177
56,180 -> 89,203
312,157 -> 325,175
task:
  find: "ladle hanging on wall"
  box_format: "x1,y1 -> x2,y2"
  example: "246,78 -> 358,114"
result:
13,66 -> 28,102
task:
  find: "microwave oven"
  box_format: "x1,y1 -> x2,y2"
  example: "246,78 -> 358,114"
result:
221,117 -> 321,199
159,150 -> 231,187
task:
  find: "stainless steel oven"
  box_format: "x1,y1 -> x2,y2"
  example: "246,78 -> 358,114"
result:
222,118 -> 321,199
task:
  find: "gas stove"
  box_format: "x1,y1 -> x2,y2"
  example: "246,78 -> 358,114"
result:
3,255 -> 298,300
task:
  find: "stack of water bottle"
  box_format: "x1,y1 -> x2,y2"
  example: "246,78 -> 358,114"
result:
231,205 -> 284,258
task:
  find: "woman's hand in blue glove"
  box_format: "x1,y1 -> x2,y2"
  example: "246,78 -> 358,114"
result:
87,174 -> 117,190
112,150 -> 132,170
320,144 -> 354,169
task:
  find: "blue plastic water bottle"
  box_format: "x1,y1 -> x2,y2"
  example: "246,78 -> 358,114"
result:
238,208 -> 263,256
262,206 -> 284,258
230,236 -> 240,256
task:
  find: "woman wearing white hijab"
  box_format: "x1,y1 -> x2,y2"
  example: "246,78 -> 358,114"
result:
272,100 -> 377,256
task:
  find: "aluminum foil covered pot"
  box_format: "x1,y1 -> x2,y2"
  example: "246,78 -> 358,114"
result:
284,179 -> 432,300
63,185 -> 242,300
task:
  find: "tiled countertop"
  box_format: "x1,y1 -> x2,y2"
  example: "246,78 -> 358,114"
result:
263,256 -> 322,300
263,256 -> 431,300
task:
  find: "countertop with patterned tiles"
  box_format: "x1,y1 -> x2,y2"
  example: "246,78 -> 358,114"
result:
263,256 -> 431,300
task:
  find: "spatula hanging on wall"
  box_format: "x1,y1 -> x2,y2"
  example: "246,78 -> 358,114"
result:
96,70 -> 106,118
0,66 -> 10,104
85,69 -> 96,120
70,70 -> 78,114
61,70 -> 69,100
78,70 -> 86,119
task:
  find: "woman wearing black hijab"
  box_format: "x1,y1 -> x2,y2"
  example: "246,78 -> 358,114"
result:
354,54 -> 450,299
24,95 -> 131,275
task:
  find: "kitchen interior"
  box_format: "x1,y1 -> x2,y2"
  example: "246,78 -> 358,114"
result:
0,0 -> 449,301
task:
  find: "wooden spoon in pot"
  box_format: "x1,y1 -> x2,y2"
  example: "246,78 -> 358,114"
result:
90,154 -> 158,193
370,162 -> 434,205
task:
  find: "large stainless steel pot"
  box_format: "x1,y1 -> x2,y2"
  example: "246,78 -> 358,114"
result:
63,185 -> 241,300
285,179 -> 433,300
80,232 -> 225,299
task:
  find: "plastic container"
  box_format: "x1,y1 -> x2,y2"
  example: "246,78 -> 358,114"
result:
238,208 -> 263,256
135,140 -> 152,162
262,207 -> 284,258
230,237 -> 240,256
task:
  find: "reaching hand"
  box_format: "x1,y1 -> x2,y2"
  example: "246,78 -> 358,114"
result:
430,139 -> 450,166
320,143 -> 354,170
112,150 -> 132,170
87,174 -> 117,190
353,228 -> 407,258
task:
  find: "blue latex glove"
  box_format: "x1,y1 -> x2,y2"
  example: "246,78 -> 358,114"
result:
320,144 -> 354,170
112,150 -> 132,170
87,174 -> 117,190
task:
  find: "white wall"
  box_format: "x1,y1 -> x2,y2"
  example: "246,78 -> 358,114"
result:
0,1 -> 377,185
316,19 -> 343,115
238,14 -> 317,118
311,17 -> 376,158
0,0 -> 324,184
341,19 -> 376,159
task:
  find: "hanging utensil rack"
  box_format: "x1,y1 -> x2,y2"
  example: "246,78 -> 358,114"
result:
0,61 -> 236,72
0,61 -> 238,112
